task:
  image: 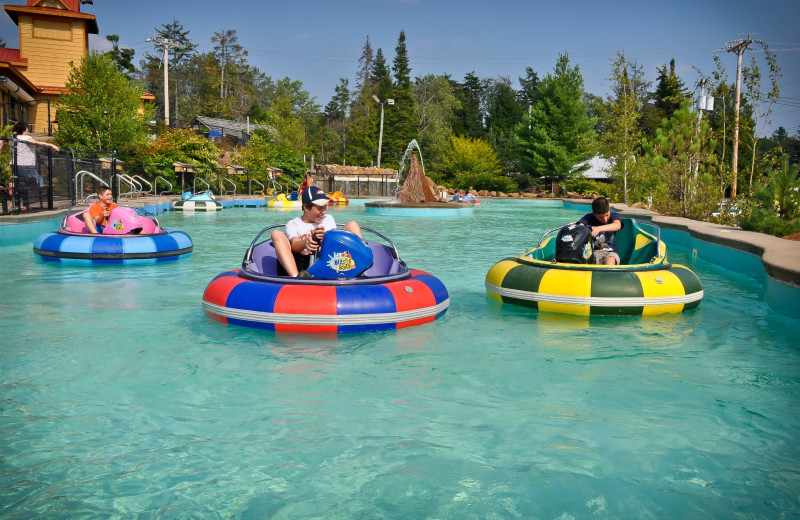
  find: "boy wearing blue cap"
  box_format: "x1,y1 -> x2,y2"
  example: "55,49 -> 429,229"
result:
271,186 -> 362,277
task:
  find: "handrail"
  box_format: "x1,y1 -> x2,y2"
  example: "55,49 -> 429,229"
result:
632,219 -> 663,260
116,174 -> 140,199
75,169 -> 108,203
248,179 -> 265,196
194,177 -> 210,193
132,175 -> 153,196
154,176 -> 173,196
222,177 -> 236,196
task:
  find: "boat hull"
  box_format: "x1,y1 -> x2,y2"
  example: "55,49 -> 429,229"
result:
203,268 -> 449,333
485,257 -> 703,316
33,230 -> 193,264
172,200 -> 222,211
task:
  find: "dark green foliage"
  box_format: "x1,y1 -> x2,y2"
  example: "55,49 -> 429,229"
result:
485,78 -> 524,171
451,72 -> 484,139
560,178 -> 613,198
515,54 -> 596,180
55,52 -> 152,157
380,31 -> 419,167
739,155 -> 800,236
105,35 -> 135,77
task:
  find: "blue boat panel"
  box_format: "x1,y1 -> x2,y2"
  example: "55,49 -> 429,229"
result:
150,234 -> 180,253
339,322 -> 397,333
91,237 -> 125,255
37,233 -> 66,253
226,280 -> 282,313
121,237 -> 157,255
335,285 -> 397,315
409,273 -> 449,304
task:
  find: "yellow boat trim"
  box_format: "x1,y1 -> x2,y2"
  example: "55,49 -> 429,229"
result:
485,281 -> 703,307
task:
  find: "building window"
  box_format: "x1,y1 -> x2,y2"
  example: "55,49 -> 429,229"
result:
32,19 -> 72,41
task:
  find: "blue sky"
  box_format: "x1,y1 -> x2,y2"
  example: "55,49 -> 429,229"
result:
2,0 -> 798,135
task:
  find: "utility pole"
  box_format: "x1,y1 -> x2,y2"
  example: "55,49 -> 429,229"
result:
146,37 -> 180,127
725,35 -> 753,201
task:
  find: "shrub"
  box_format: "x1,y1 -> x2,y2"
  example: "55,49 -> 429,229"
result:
560,178 -> 613,198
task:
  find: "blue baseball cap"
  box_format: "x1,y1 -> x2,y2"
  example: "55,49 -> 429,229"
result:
302,186 -> 330,206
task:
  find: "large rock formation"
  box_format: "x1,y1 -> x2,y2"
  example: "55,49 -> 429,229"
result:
397,154 -> 442,204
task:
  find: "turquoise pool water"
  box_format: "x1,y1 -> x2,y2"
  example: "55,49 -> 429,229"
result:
2,200 -> 799,518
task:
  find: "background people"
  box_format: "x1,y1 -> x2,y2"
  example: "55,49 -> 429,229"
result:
10,122 -> 59,212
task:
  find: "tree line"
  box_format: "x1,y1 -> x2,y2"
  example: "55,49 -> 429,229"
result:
51,22 -> 800,237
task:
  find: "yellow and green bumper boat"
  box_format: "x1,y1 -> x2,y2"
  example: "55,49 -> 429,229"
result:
485,218 -> 703,316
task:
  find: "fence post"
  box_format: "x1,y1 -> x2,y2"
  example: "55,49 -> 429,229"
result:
111,152 -> 117,202
46,147 -> 53,210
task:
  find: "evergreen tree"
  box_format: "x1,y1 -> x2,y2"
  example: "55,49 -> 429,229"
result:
642,58 -> 688,137
642,101 -> 719,218
345,37 -> 379,166
105,35 -> 135,77
372,48 -> 392,102
139,20 -> 197,125
451,71 -> 484,139
517,66 -> 540,109
323,78 -> 350,163
484,77 -> 523,171
354,36 -> 374,94
381,31 -> 419,167
515,54 -> 596,181
55,52 -> 152,157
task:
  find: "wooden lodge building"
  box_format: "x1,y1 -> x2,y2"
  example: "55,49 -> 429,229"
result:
0,0 -> 153,136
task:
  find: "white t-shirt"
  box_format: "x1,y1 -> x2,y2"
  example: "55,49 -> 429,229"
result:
14,135 -> 37,166
285,214 -> 336,254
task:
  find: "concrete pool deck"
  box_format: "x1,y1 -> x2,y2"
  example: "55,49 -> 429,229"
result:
2,195 -> 799,300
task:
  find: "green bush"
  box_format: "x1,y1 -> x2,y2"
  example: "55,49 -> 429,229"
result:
560,178 -> 613,198
455,172 -> 518,193
738,156 -> 800,237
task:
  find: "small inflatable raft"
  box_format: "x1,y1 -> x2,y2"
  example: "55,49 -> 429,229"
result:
326,190 -> 349,205
172,190 -> 223,211
485,218 -> 703,315
33,205 -> 193,264
202,226 -> 450,333
267,192 -> 302,209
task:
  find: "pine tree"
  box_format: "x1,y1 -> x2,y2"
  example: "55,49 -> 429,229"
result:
381,31 -> 419,167
642,58 -> 687,137
517,66 -> 539,109
105,35 -> 135,77
323,78 -> 350,163
642,101 -> 719,218
484,77 -> 523,171
451,72 -> 484,139
515,54 -> 596,181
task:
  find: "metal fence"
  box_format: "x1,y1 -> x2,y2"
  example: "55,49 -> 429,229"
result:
0,142 -> 399,216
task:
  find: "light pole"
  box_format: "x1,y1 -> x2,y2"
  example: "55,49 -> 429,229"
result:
372,95 -> 394,168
